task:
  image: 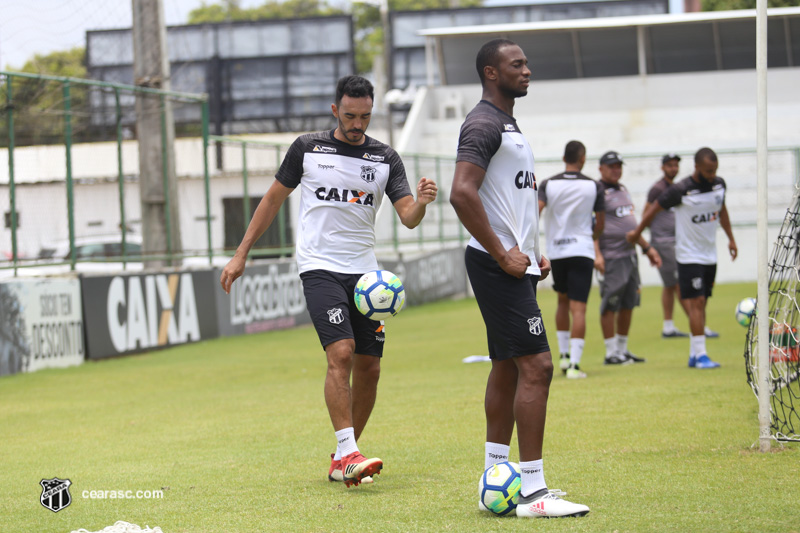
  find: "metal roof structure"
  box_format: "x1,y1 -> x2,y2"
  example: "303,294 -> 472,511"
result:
418,7 -> 800,85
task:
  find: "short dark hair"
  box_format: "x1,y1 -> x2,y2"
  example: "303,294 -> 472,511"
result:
476,38 -> 517,84
694,147 -> 718,165
563,140 -> 586,164
335,75 -> 374,105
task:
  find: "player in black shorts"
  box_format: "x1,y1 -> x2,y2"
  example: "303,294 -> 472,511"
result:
539,140 -> 605,379
220,75 -> 438,486
628,147 -> 737,369
451,38 -> 589,518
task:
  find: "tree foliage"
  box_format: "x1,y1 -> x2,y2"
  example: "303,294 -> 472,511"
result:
1,47 -> 89,146
702,0 -> 799,9
188,0 -> 344,23
188,0 -> 481,74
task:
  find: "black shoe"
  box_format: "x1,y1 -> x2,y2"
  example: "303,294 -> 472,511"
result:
622,350 -> 646,363
604,354 -> 633,365
662,330 -> 689,338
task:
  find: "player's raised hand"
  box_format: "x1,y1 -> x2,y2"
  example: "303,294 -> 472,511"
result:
416,177 -> 438,205
499,245 -> 531,279
220,255 -> 246,294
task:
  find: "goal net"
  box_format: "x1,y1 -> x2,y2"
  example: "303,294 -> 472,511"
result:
744,188 -> 800,442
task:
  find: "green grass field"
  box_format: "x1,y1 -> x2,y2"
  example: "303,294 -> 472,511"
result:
2,282 -> 798,533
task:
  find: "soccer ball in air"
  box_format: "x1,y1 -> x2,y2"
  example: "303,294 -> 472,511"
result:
354,270 -> 405,320
735,297 -> 757,327
479,461 -> 521,516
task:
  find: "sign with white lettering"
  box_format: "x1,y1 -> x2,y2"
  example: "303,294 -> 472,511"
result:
214,261 -> 311,337
82,269 -> 219,359
0,278 -> 84,376
380,248 -> 467,307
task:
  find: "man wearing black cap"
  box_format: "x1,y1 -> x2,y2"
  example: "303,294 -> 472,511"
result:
644,154 -> 691,338
595,151 -> 661,365
644,154 -> 720,339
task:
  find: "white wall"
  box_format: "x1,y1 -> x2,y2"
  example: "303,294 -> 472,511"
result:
393,67 -> 800,286
398,68 -> 800,156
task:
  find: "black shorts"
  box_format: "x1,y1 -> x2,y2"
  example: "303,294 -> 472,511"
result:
677,263 -> 717,300
465,246 -> 550,361
299,270 -> 385,357
550,256 -> 595,303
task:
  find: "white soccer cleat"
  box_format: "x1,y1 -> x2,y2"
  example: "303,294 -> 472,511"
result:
516,489 -> 590,518
566,365 -> 587,379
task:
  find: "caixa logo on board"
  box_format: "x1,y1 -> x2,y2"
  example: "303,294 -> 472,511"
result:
106,273 -> 201,353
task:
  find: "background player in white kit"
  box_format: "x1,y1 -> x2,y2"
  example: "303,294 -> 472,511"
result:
539,140 -> 605,379
450,38 -> 589,518
220,75 -> 438,487
645,154 -> 720,339
628,147 -> 737,369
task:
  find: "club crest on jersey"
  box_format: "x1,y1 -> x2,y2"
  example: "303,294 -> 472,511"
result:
360,165 -> 377,183
515,170 -> 537,190
504,124 -> 516,132
315,187 -> 375,206
313,145 -> 337,153
363,153 -> 385,162
528,316 -> 543,335
328,308 -> 344,324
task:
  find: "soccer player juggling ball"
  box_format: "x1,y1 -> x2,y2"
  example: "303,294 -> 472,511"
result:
220,75 -> 438,487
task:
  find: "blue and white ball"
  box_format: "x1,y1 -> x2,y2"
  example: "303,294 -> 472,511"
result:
354,270 -> 405,320
479,461 -> 521,516
735,297 -> 757,327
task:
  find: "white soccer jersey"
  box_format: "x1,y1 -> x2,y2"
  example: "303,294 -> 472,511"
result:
275,131 -> 412,274
456,101 -> 541,275
658,175 -> 727,265
539,172 -> 604,260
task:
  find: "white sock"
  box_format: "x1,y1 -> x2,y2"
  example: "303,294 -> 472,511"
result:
569,338 -> 585,366
333,449 -> 341,461
604,337 -> 617,358
519,459 -> 546,497
556,330 -> 570,356
485,442 -> 510,470
616,334 -> 629,355
691,335 -> 706,357
663,319 -> 675,333
335,427 -> 358,457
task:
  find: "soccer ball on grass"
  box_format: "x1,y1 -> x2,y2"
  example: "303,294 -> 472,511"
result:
354,270 -> 405,320
735,297 -> 757,327
479,461 -> 521,516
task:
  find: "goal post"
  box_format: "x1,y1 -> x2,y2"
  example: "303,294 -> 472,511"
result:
745,188 -> 800,443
